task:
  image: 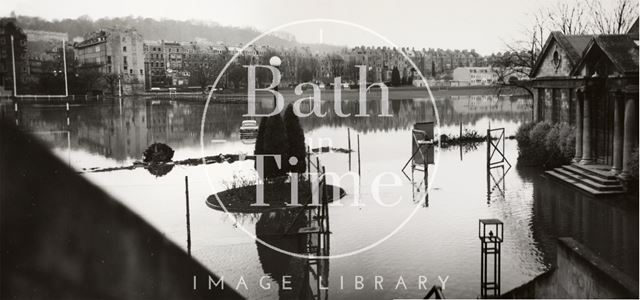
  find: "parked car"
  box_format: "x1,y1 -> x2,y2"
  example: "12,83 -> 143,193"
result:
240,119 -> 259,142
205,85 -> 223,93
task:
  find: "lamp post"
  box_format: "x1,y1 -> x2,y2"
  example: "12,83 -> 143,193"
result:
269,56 -> 281,108
478,219 -> 503,298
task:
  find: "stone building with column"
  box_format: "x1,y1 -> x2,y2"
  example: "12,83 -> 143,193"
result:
529,32 -> 593,124
531,20 -> 639,194
570,33 -> 638,178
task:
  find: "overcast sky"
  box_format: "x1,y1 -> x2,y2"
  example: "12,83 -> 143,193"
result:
0,0 -> 620,54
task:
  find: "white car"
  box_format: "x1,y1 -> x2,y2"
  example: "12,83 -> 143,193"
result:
240,120 -> 259,133
240,120 -> 259,142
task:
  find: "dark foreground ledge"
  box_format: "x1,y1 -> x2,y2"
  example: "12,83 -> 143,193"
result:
502,237 -> 638,299
0,120 -> 242,299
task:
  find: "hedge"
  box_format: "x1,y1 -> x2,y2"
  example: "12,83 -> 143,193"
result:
516,121 -> 575,168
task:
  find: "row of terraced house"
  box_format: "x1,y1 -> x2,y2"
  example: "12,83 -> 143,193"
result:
2,17 -> 530,96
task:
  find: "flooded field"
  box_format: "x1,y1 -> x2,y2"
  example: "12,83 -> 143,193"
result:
2,91 -> 637,299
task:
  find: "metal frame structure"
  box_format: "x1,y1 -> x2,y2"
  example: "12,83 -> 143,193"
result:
479,219 -> 504,298
486,128 -> 511,201
402,122 -> 434,206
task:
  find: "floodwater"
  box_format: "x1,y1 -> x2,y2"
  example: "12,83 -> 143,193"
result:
2,91 -> 637,299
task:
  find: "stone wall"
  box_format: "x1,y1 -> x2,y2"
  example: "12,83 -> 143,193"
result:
0,120 -> 242,299
503,238 -> 638,298
535,40 -> 575,78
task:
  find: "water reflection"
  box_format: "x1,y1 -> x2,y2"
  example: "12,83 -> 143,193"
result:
527,170 -> 639,280
8,93 -> 636,298
2,94 -> 531,164
255,209 -> 330,299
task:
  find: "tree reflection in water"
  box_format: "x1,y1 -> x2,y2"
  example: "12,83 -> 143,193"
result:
255,209 -> 330,299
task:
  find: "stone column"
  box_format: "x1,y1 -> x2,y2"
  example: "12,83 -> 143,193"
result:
574,90 -> 583,163
620,97 -> 637,178
611,93 -> 624,173
533,89 -> 539,122
580,90 -> 593,165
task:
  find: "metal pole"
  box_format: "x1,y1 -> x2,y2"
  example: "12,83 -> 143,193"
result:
62,39 -> 69,97
66,102 -> 70,126
322,166 -> 329,234
307,145 -> 311,175
273,66 -> 279,108
486,129 -> 491,203
10,35 -> 17,96
185,176 -> 192,257
357,134 -> 361,176
347,128 -> 352,171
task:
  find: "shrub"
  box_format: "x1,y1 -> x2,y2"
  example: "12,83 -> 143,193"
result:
515,122 -> 535,154
515,121 -> 575,168
283,104 -> 307,173
557,123 -> 576,161
143,143 -> 174,163
254,117 -> 268,169
523,122 -> 552,166
261,114 -> 289,179
630,147 -> 639,181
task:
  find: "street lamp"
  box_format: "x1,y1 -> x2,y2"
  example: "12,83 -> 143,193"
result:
269,56 -> 281,107
269,56 -> 282,68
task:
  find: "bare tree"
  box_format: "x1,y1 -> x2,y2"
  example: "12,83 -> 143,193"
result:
503,9 -> 547,71
588,0 -> 639,34
103,73 -> 121,95
547,1 -> 590,35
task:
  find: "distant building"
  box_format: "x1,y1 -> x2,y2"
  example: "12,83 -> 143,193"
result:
504,66 -> 531,82
412,78 -> 427,87
0,18 -> 27,95
452,67 -> 498,85
74,28 -> 145,94
143,40 -> 195,88
143,40 -> 165,88
23,29 -> 68,42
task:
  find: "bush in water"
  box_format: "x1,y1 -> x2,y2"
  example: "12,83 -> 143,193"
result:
515,121 -> 575,168
261,114 -> 289,179
254,117 -> 268,170
143,143 -> 174,163
283,104 -> 307,173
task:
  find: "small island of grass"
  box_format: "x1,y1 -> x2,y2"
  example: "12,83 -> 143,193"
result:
206,178 -> 346,213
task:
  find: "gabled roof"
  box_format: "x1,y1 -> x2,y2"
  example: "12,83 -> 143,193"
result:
571,34 -> 639,76
530,32 -> 593,77
628,18 -> 638,37
556,34 -> 594,62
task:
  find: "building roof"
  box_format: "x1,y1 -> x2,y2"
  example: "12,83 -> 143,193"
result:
74,31 -> 107,49
530,32 -> 593,77
628,18 -> 638,37
555,33 -> 594,62
572,34 -> 639,76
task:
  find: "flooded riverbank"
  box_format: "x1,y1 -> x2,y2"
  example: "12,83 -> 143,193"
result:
2,92 -> 636,299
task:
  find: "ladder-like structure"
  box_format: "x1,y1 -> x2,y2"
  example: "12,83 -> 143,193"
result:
486,128 -> 511,202
286,155 -> 331,299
